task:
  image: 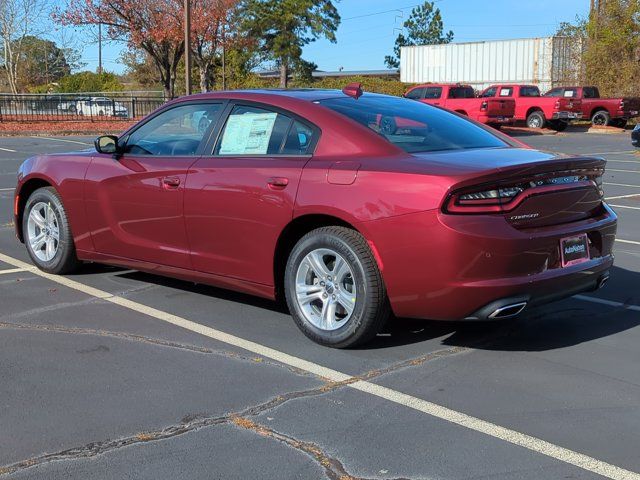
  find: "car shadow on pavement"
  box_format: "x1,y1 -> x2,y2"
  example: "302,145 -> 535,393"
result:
70,264 -> 639,353
365,266 -> 640,352
112,270 -> 289,314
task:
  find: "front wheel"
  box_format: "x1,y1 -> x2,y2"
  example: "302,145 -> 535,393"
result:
23,187 -> 80,274
284,226 -> 390,348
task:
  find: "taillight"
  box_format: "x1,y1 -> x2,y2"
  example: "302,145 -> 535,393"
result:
444,170 -> 603,214
458,187 -> 522,203
554,100 -> 561,110
480,101 -> 488,111
620,100 -> 625,109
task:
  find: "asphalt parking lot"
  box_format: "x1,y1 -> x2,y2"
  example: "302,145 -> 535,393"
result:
0,131 -> 639,480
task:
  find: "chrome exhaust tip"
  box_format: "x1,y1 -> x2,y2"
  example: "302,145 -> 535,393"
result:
488,301 -> 528,319
597,274 -> 610,290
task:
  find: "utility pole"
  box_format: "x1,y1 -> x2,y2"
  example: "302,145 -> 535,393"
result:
221,23 -> 226,90
97,23 -> 103,75
184,0 -> 192,95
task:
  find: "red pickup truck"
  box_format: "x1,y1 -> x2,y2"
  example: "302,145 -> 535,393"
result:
544,86 -> 640,127
404,84 -> 515,128
479,84 -> 582,131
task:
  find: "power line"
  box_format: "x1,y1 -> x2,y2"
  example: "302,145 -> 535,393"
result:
340,2 -> 433,21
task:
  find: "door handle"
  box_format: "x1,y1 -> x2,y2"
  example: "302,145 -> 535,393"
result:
162,176 -> 181,189
267,177 -> 289,190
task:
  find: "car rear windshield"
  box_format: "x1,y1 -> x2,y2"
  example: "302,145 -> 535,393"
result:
318,95 -> 508,153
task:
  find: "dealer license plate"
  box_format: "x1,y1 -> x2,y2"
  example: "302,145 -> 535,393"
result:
560,234 -> 590,267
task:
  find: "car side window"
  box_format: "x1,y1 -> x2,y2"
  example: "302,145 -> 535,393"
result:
281,120 -> 315,155
480,87 -> 497,98
405,88 -> 425,100
124,103 -> 222,156
583,87 -> 597,98
215,105 -> 308,156
546,88 -> 563,97
424,87 -> 443,99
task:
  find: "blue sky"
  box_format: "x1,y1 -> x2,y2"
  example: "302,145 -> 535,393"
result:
78,0 -> 590,75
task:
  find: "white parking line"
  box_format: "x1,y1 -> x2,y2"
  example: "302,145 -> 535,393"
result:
0,147 -> 17,153
0,250 -> 637,480
0,267 -> 27,275
575,295 -> 640,313
585,151 -> 637,155
617,238 -> 640,246
0,187 -> 15,192
604,182 -> 640,188
29,136 -> 91,146
607,169 -> 640,173
606,193 -> 640,200
610,204 -> 640,211
606,159 -> 640,164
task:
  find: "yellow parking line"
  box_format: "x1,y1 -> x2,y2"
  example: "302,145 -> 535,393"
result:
0,250 -> 638,480
0,267 -> 28,275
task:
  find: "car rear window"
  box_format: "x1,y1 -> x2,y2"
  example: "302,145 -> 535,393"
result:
519,86 -> 541,97
448,87 -> 475,99
318,95 -> 508,153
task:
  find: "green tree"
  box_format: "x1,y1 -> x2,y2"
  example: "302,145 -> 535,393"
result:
584,0 -> 640,96
385,1 -> 453,69
56,71 -> 124,93
17,36 -> 81,89
240,0 -> 340,88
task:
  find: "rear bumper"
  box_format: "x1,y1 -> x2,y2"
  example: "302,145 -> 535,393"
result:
552,111 -> 582,120
361,204 -> 617,320
477,114 -> 513,124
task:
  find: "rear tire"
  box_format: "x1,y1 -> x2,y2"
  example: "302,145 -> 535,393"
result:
592,110 -> 611,127
23,187 -> 80,275
526,111 -> 546,129
548,120 -> 568,132
284,226 -> 390,348
611,118 -> 627,128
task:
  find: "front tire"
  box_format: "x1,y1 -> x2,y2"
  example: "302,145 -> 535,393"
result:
23,187 -> 80,274
284,226 -> 390,348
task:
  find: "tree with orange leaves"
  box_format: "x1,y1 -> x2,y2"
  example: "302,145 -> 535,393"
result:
57,0 -> 185,98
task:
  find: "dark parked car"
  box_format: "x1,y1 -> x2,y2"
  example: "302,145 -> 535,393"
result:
14,86 -> 617,347
633,123 -> 640,147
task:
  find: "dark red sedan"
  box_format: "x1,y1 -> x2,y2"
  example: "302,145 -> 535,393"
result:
14,86 -> 617,347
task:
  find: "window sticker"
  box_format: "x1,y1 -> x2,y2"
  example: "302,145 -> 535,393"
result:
219,112 -> 277,155
564,90 -> 576,97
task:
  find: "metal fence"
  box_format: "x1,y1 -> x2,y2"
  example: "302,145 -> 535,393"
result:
0,93 -> 167,122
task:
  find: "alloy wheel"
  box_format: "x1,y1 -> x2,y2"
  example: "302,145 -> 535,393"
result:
295,248 -> 357,331
27,202 -> 60,262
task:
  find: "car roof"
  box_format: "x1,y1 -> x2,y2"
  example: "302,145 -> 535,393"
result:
183,88 -> 392,103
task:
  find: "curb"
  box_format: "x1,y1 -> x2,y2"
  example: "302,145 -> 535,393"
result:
0,131 -> 114,137
587,126 -> 627,135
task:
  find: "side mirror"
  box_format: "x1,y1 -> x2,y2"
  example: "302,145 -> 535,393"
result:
95,135 -> 120,155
